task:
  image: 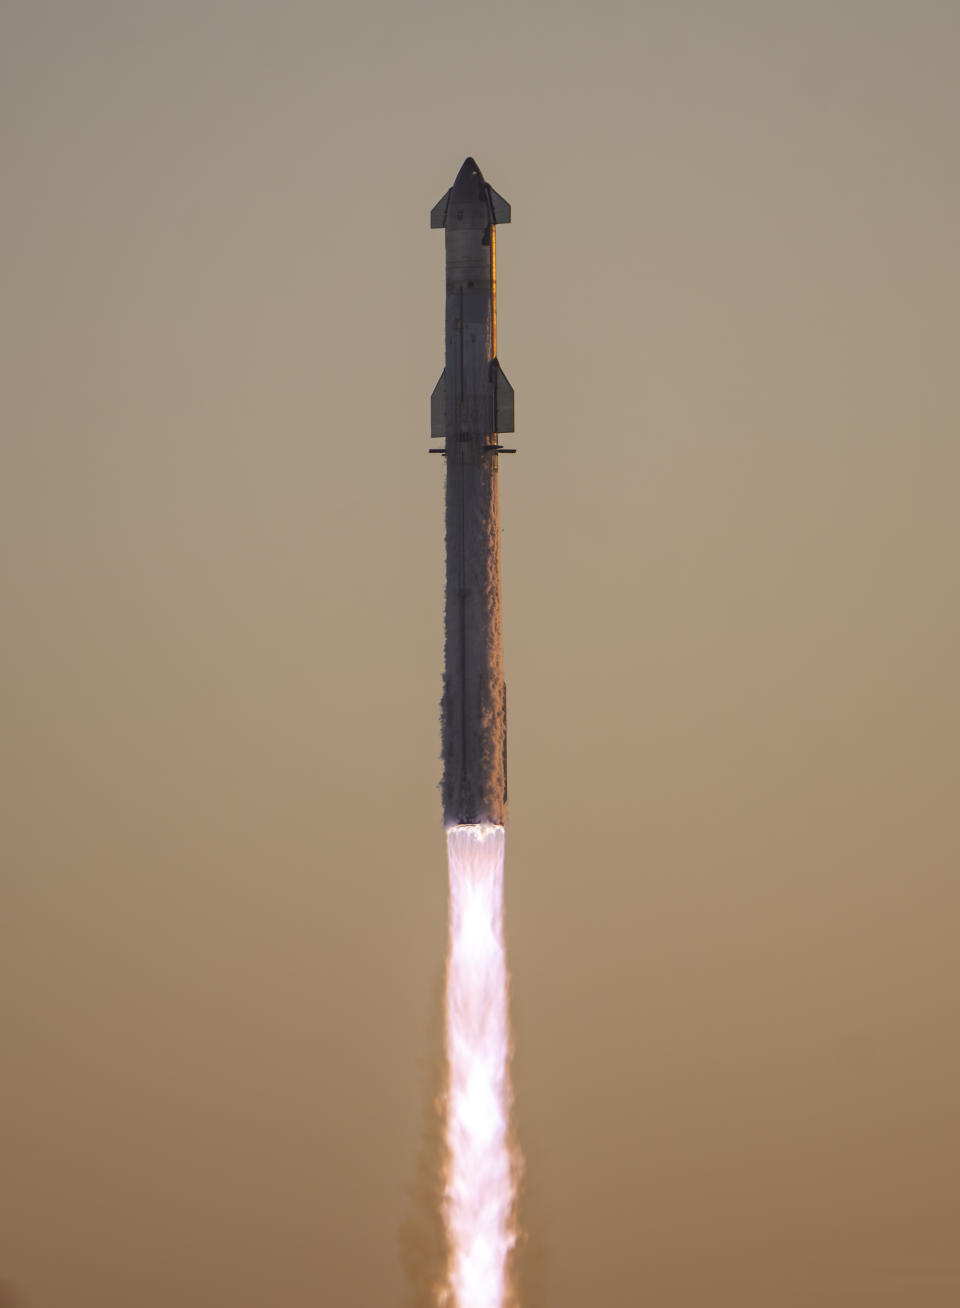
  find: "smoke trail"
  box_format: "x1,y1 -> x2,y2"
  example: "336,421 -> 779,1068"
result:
442,824 -> 519,1308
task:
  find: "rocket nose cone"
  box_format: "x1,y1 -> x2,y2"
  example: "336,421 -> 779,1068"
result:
452,156 -> 485,202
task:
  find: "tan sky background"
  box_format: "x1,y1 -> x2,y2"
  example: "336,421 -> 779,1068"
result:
3,1 -> 958,1306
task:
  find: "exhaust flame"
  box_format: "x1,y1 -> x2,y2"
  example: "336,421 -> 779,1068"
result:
443,824 -> 518,1308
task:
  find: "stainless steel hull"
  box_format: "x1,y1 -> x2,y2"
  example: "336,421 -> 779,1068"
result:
430,159 -> 514,826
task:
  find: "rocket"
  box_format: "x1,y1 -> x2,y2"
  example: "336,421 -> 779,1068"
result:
430,157 -> 515,827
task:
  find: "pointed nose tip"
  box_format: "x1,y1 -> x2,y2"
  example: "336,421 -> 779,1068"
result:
452,156 -> 485,202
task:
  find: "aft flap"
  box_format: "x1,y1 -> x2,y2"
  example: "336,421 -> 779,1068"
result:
430,189 -> 451,229
430,370 -> 447,436
487,186 -> 511,225
491,359 -> 514,433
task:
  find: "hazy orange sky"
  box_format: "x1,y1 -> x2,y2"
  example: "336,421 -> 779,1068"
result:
3,2 -> 958,1306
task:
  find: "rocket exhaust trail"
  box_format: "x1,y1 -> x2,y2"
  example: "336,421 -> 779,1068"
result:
443,825 -> 517,1308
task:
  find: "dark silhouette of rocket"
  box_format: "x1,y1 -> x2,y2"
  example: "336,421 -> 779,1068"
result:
430,159 -> 515,826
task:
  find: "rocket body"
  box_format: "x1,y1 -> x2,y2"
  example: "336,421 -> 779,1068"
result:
431,159 -> 514,827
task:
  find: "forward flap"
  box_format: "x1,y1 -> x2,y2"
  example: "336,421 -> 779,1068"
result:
430,189 -> 451,229
487,186 -> 511,225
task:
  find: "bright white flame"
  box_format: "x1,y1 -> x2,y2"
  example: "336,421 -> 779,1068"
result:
443,824 -> 518,1308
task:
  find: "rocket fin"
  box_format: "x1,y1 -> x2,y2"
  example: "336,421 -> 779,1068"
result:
430,189 -> 452,229
491,359 -> 514,433
487,186 -> 511,225
431,370 -> 447,436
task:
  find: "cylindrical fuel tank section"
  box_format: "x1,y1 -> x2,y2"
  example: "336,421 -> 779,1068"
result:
442,207 -> 506,827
